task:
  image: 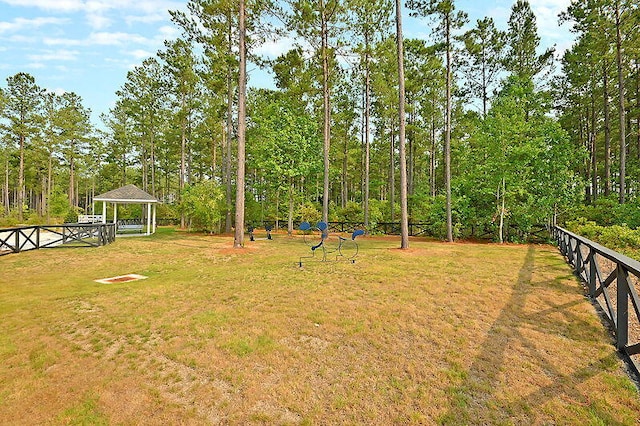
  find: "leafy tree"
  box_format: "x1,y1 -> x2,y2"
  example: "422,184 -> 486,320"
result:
57,92 -> 93,209
159,39 -> 200,227
286,0 -> 346,223
458,76 -> 582,242
504,0 -> 554,82
247,90 -> 321,234
181,180 -> 225,232
348,0 -> 392,231
408,0 -> 468,242
1,73 -> 43,221
460,17 -> 506,117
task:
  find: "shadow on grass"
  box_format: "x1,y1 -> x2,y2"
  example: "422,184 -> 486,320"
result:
439,245 -> 620,425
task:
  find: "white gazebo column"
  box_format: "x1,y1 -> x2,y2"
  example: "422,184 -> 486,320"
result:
102,202 -> 107,224
113,203 -> 118,227
152,204 -> 157,234
146,203 -> 152,235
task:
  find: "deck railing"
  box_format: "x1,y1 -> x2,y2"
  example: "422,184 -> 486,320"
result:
552,225 -> 640,374
0,223 -> 116,256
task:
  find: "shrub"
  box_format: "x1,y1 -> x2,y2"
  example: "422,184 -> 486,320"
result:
180,181 -> 225,233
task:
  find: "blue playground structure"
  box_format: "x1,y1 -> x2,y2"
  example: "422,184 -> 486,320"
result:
298,221 -> 365,266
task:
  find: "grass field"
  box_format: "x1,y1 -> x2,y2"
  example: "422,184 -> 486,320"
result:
1,227 -> 639,425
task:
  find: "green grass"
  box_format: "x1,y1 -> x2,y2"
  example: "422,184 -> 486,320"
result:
0,227 -> 639,424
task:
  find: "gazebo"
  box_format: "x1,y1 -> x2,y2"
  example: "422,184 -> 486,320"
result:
93,184 -> 158,236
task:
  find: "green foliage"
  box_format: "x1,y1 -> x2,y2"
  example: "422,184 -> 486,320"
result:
454,75 -> 583,241
244,194 -> 262,226
334,201 -> 363,223
297,201 -> 321,224
410,194 -> 467,240
180,181 -> 225,233
156,202 -> 179,220
50,188 -> 74,221
569,196 -> 640,229
566,219 -> 640,259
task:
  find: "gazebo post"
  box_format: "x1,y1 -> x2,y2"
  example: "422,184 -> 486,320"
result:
152,204 -> 157,234
114,203 -> 118,226
102,202 -> 106,224
146,203 -> 152,235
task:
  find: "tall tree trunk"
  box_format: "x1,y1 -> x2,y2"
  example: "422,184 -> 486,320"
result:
342,128 -> 348,208
431,94 -> 437,197
364,32 -> 371,232
180,94 -> 187,228
389,126 -> 395,222
395,0 -> 409,249
69,147 -> 75,208
591,92 -> 597,201
234,0 -> 246,248
444,14 -> 453,242
321,0 -> 331,224
225,12 -> 234,234
615,0 -> 626,204
288,177 -> 294,236
636,58 -> 640,162
18,133 -> 24,221
498,177 -> 505,244
408,106 -> 414,196
150,133 -> 156,197
46,153 -> 52,222
3,160 -> 9,215
604,56 -> 611,196
482,45 -> 488,118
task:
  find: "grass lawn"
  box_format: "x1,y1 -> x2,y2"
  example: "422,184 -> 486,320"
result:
1,227 -> 639,425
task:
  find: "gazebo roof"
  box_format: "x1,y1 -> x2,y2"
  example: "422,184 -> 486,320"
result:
94,184 -> 158,203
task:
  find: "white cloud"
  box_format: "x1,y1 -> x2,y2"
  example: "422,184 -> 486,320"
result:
253,36 -> 309,59
0,17 -> 68,34
44,31 -> 150,47
8,34 -> 38,43
27,49 -> 79,61
0,0 -> 84,12
128,49 -> 152,60
86,13 -> 111,30
156,25 -> 180,39
46,87 -> 68,96
125,14 -> 166,26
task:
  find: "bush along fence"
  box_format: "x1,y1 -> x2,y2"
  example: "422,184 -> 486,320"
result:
552,225 -> 640,377
0,223 -> 116,256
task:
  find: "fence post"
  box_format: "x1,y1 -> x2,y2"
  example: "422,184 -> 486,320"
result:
587,248 -> 597,297
14,230 -> 20,253
575,241 -> 583,278
616,264 -> 629,351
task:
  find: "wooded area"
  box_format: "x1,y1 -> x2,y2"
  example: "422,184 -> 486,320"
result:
1,0 -> 639,243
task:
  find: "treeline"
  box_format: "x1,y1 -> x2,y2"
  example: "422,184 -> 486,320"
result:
1,0 -> 638,241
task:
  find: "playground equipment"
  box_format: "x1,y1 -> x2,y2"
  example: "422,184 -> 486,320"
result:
248,225 -> 273,241
298,221 -> 364,266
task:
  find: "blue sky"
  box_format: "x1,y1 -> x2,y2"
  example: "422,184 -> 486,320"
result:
0,0 -> 574,124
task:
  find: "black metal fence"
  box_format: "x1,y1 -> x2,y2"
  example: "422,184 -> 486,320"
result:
552,225 -> 640,374
0,223 -> 116,256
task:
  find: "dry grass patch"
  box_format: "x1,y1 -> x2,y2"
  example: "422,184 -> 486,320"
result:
0,227 -> 638,424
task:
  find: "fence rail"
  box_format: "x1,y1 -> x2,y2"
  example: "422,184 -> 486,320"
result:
0,223 -> 116,256
552,225 -> 640,375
